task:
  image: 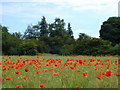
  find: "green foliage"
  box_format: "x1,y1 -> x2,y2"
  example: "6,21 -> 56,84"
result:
74,38 -> 112,56
38,16 -> 49,37
99,17 -> 120,45
67,23 -> 73,38
12,32 -> 22,39
19,39 -> 38,55
37,40 -> 50,53
2,16 -> 120,56
110,43 -> 120,55
60,44 -> 74,55
1,25 -> 22,55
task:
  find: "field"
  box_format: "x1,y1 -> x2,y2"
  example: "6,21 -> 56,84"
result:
1,54 -> 120,88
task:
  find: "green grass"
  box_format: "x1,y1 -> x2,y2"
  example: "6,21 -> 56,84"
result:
1,55 -> 119,88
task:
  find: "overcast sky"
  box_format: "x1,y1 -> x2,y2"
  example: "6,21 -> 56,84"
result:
1,0 -> 119,39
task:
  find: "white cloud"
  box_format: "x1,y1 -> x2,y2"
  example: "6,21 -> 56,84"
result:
1,0 -> 119,16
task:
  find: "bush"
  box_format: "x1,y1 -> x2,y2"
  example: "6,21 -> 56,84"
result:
110,43 -> 120,55
20,39 -> 38,55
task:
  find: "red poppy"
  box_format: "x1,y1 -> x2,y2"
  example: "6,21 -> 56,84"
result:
16,85 -> 20,88
22,76 -> 28,81
39,84 -> 44,87
53,73 -> 59,76
54,64 -> 58,67
96,76 -> 102,80
15,71 -> 20,74
100,71 -> 105,75
90,59 -> 94,62
24,68 -> 29,72
114,67 -> 117,69
46,63 -> 50,66
76,86 -> 81,88
50,68 -> 54,71
82,73 -> 88,76
69,67 -> 74,70
0,78 -> 2,82
77,70 -> 81,72
115,72 -> 120,77
43,69 -> 48,72
15,66 -> 19,69
2,68 -> 6,71
36,71 -> 40,74
6,78 -> 11,80
105,71 -> 112,77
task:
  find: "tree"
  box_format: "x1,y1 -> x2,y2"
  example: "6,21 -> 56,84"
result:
74,38 -> 112,55
1,25 -> 22,55
19,39 -> 38,55
67,23 -> 73,38
12,32 -> 22,39
78,33 -> 92,40
38,16 -> 49,37
23,25 -> 37,40
99,17 -> 120,45
110,43 -> 120,55
49,18 -> 66,37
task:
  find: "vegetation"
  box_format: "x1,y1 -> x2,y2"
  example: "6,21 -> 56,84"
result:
1,16 -> 120,55
1,55 -> 119,88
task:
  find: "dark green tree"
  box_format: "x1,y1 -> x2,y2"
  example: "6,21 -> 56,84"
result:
74,38 -> 112,56
38,16 -> 49,37
12,32 -> 22,39
1,25 -> 22,55
19,39 -> 38,55
78,33 -> 92,40
99,17 -> 120,45
23,25 -> 37,40
67,23 -> 73,38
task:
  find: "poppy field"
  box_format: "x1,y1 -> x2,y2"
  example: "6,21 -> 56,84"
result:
1,55 -> 120,88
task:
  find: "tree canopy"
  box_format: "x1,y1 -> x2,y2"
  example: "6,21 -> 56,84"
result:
1,16 -> 120,55
99,17 -> 120,45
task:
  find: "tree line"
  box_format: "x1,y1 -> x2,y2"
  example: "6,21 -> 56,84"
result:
1,16 -> 120,56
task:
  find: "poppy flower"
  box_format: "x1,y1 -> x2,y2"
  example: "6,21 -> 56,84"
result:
50,68 -> 54,71
76,86 -> 81,88
46,63 -> 50,66
24,68 -> 29,72
54,64 -> 58,67
6,78 -> 11,80
96,76 -> 102,80
115,72 -> 120,77
36,71 -> 40,74
90,59 -> 94,62
100,71 -> 105,75
114,67 -> 117,69
69,67 -> 74,70
16,85 -> 20,88
15,66 -> 19,69
53,73 -> 59,76
22,76 -> 28,81
43,69 -> 48,72
77,70 -> 81,72
105,71 -> 112,77
94,67 -> 98,70
82,73 -> 88,76
2,68 -> 6,71
15,71 -> 20,74
39,84 -> 44,87
0,78 -> 2,82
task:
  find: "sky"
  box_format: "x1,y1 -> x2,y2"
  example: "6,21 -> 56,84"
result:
0,0 -> 119,39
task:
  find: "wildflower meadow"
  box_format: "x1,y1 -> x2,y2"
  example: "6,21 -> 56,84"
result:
1,55 -> 120,88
